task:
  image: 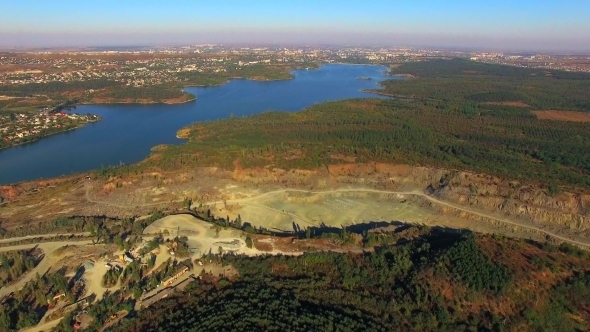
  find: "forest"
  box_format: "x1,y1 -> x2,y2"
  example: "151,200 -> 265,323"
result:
0,79 -> 116,98
0,249 -> 41,287
381,58 -> 590,111
76,60 -> 578,192
127,94 -> 589,191
0,269 -> 84,331
90,85 -> 194,103
106,227 -> 590,332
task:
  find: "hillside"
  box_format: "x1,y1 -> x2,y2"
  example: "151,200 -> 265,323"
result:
2,59 -> 590,331
2,59 -> 590,250
107,227 -> 590,332
94,59 -> 584,194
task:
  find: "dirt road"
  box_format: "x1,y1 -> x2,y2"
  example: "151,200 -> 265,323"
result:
202,188 -> 590,248
0,240 -> 95,298
82,181 -> 590,248
0,233 -> 90,244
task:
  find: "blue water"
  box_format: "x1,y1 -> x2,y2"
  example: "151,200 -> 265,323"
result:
0,64 -> 393,184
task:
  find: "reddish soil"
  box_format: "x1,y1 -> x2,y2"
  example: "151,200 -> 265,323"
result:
533,110 -> 590,122
252,239 -> 273,252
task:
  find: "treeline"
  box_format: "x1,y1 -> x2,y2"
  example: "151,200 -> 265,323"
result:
0,79 -> 117,97
390,58 -> 590,81
2,211 -> 166,252
96,85 -> 190,101
136,97 -> 590,190
0,270 -> 79,330
109,230 -> 590,332
0,249 -> 41,287
52,290 -> 136,332
177,64 -> 296,86
55,257 -> 191,331
1,215 -> 120,239
384,58 -> 590,111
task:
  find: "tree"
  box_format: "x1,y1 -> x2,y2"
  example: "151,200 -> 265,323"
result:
245,237 -> 253,249
183,197 -> 192,209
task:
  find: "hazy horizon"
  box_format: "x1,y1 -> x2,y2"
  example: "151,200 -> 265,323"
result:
2,0 -> 590,52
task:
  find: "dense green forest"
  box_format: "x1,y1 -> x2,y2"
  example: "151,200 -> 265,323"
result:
0,79 -> 117,98
382,59 -> 590,111
102,59 -> 585,190
177,63 -> 313,86
93,85 -> 193,102
0,250 -> 40,287
0,270 -> 82,331
125,94 -> 589,190
107,229 -> 590,332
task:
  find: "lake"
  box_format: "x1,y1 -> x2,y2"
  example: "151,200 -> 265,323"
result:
0,64 -> 394,184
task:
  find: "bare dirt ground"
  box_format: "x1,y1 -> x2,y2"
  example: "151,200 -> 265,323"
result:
533,110 -> 590,122
144,214 -> 289,257
84,257 -> 118,301
205,188 -> 590,248
3,163 -> 589,250
2,160 -> 590,330
0,240 -> 98,298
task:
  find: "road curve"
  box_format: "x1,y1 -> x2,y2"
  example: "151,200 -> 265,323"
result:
0,240 -> 95,298
82,183 -> 590,248
203,188 -> 590,248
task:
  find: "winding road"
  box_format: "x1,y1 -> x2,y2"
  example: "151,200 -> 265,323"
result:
0,185 -> 586,331
82,182 -> 590,248
202,188 -> 590,248
0,239 -> 95,298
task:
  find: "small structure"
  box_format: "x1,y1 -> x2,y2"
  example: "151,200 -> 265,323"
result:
163,266 -> 189,286
48,292 -> 66,306
83,260 -> 95,271
121,252 -> 134,263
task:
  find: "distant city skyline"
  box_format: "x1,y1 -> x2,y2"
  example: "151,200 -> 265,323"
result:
1,0 -> 589,52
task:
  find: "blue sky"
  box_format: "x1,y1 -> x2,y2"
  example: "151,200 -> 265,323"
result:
1,0 -> 589,51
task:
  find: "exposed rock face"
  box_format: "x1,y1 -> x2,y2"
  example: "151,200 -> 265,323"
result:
231,161 -> 590,237
0,185 -> 22,201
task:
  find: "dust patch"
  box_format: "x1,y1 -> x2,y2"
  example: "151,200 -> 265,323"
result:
533,110 -> 590,122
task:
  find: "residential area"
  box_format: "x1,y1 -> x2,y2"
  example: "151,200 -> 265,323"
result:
0,110 -> 100,149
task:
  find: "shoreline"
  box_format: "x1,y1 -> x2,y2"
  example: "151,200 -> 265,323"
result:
0,119 -> 101,152
69,63 -> 327,107
182,73 -> 297,89
79,96 -> 197,106
79,92 -> 197,107
1,63 -> 388,185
